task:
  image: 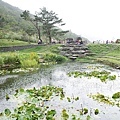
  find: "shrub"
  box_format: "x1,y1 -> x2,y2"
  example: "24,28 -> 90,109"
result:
29,52 -> 39,62
43,53 -> 67,63
20,59 -> 38,68
19,53 -> 39,68
55,55 -> 67,63
3,53 -> 20,66
0,57 -> 4,67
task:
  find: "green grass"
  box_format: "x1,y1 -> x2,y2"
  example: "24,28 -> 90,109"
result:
87,44 -> 118,55
1,40 -> 120,70
20,44 -> 61,54
86,43 -> 120,68
0,39 -> 30,47
0,44 -> 67,73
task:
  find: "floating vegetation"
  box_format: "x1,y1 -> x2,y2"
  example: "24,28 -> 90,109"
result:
0,85 -> 99,120
112,92 -> 120,99
62,109 -> 69,120
94,109 -> 99,115
66,96 -> 79,102
5,94 -> 10,101
0,68 -> 39,76
67,70 -> 116,82
88,92 -> 120,107
83,108 -> 88,114
0,70 -> 10,75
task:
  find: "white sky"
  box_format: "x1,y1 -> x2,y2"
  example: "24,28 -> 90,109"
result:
2,0 -> 120,41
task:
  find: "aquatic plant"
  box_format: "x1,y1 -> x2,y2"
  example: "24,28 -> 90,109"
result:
0,85 -> 99,120
62,109 -> 69,120
83,108 -> 88,114
88,93 -> 120,107
94,109 -> 99,115
67,70 -> 116,82
43,53 -> 67,64
112,92 -> 120,99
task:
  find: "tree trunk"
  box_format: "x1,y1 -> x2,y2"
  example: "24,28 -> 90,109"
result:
38,26 -> 42,43
48,31 -> 51,43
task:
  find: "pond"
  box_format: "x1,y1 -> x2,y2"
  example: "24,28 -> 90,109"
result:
0,62 -> 120,120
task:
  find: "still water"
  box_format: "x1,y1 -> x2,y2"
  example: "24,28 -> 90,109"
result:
0,62 -> 120,120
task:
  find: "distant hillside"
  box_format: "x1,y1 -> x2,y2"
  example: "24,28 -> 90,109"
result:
0,0 -> 35,32
0,0 -> 90,43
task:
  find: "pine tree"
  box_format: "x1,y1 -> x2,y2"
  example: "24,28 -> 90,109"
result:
20,10 -> 42,42
35,7 -> 68,43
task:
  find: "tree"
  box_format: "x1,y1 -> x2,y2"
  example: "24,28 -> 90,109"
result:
35,7 -> 68,43
20,10 -> 42,42
0,15 -> 5,29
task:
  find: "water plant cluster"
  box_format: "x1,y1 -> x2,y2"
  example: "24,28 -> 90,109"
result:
0,52 -> 39,69
0,85 -> 99,120
42,53 -> 67,64
0,52 -> 67,75
67,70 -> 116,82
88,92 -> 120,107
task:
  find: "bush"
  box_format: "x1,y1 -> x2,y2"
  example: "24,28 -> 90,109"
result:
1,52 -> 39,69
43,53 -> 67,63
29,52 -> 39,62
3,53 -> 20,66
0,57 -> 4,67
55,55 -> 67,63
20,59 -> 38,68
19,52 -> 39,68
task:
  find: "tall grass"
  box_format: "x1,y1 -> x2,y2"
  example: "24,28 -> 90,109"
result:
43,53 -> 67,64
0,52 -> 39,69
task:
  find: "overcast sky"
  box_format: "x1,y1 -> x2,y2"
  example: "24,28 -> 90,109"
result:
2,0 -> 120,41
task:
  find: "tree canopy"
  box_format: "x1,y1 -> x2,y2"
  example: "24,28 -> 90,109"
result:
21,7 -> 69,43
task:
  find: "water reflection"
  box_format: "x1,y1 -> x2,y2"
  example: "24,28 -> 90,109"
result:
0,62 -> 120,120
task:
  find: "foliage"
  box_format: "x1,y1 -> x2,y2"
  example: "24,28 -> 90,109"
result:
61,109 -> 69,120
67,70 -> 116,82
112,92 -> 120,99
21,7 -> 68,43
0,52 -> 39,70
0,85 -> 100,119
43,53 -> 67,64
3,53 -> 20,65
35,7 -> 68,43
0,56 -> 4,67
88,92 -> 120,107
94,109 -> 99,115
83,108 -> 88,114
0,44 -> 68,75
19,52 -> 39,68
20,59 -> 38,68
0,86 -> 65,119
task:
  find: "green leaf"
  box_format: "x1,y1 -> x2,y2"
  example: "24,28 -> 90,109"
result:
4,109 -> 11,116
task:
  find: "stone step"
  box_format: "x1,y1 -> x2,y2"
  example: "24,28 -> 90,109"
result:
69,56 -> 77,60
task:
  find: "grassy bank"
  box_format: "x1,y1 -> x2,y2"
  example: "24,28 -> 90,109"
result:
0,44 -> 68,75
0,40 -> 120,75
85,43 -> 120,68
0,39 -> 31,47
